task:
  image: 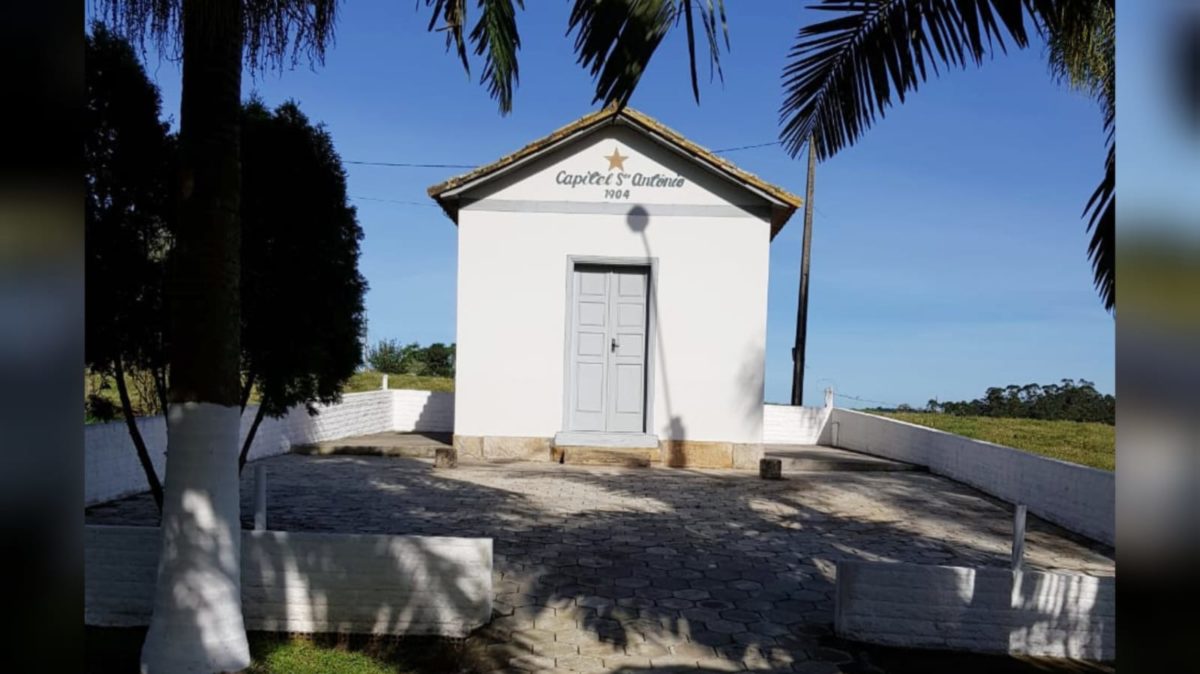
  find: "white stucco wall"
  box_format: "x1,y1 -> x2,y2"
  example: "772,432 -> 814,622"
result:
453,126 -> 772,444
86,525 -> 492,637
763,404 -> 831,445
835,561 -> 1115,659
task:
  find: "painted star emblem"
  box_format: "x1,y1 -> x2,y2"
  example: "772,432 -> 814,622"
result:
605,147 -> 627,172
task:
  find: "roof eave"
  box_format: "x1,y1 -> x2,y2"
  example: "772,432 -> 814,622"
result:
428,106 -> 804,234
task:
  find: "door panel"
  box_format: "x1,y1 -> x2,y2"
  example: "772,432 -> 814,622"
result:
568,264 -> 650,434
569,268 -> 609,431
606,268 -> 648,432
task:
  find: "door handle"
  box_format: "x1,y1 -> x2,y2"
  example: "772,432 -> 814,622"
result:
611,337 -> 618,352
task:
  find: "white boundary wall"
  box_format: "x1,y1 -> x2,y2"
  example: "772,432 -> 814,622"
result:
86,525 -> 492,637
763,404 -> 830,444
86,389 -> 455,505
830,409 -> 1115,546
394,390 -> 455,432
835,560 -> 1115,659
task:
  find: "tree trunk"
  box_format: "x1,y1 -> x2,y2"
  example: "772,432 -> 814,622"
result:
139,0 -> 250,671
239,369 -> 255,413
238,402 -> 267,474
154,365 -> 169,417
114,358 -> 164,512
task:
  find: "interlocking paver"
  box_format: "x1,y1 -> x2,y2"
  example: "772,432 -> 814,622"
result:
85,454 -> 1114,672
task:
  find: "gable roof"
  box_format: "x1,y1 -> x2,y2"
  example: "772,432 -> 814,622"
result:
427,106 -> 803,238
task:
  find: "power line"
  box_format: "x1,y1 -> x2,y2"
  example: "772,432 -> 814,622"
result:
342,139 -> 784,169
712,140 -> 783,153
352,195 -> 438,207
345,160 -> 476,169
835,392 -> 905,408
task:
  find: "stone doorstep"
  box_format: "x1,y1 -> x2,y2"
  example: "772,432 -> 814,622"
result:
559,446 -> 659,468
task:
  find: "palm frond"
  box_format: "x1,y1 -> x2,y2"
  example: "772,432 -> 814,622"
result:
470,0 -> 523,112
567,0 -> 728,109
1042,0 -> 1113,310
425,0 -> 471,74
1043,0 -> 1114,125
101,0 -> 340,70
425,0 -> 524,114
779,0 -> 1054,160
1084,143 -> 1114,311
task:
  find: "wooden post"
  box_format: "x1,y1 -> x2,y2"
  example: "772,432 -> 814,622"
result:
381,374 -> 389,390
254,464 -> 267,531
790,136 -> 817,406
1011,504 -> 1027,570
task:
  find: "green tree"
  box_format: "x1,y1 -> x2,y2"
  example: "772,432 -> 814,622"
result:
938,378 -> 1113,423
84,22 -> 174,511
423,342 -> 456,378
365,339 -> 412,374
236,99 -> 368,472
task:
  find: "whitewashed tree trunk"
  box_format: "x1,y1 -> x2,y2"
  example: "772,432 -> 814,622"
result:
140,0 -> 249,670
140,403 -> 249,673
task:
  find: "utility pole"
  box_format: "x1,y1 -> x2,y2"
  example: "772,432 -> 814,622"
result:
790,136 -> 816,406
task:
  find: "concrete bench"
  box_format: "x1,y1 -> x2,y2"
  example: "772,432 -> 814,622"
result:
85,525 -> 492,637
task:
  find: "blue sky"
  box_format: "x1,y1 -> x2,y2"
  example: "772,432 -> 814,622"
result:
113,1 -> 1114,407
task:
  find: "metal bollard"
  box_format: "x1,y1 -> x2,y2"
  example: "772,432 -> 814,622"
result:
254,464 -> 267,531
1011,504 -> 1027,570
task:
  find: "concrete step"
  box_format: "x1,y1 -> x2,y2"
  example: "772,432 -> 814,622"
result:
764,445 -> 922,473
559,446 -> 659,468
294,432 -> 451,459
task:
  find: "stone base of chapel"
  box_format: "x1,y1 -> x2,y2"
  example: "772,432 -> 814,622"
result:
452,434 -> 763,470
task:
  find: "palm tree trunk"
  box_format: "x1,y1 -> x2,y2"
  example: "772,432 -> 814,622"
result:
139,0 -> 250,671
114,357 -> 164,512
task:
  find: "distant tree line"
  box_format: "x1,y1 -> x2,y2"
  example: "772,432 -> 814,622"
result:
923,379 -> 1114,425
366,340 -> 456,378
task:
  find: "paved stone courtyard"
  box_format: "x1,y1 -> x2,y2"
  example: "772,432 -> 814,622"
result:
86,454 -> 1114,673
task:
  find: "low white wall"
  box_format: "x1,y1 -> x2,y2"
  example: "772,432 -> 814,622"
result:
85,525 -> 492,637
835,560 -> 1115,660
763,404 -> 830,445
393,390 -> 455,432
830,409 -> 1115,546
86,389 -> 424,506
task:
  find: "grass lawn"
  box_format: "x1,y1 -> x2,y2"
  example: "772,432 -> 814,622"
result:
871,412 -> 1114,471
344,370 -> 454,393
85,628 -> 1112,674
85,628 -> 472,674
